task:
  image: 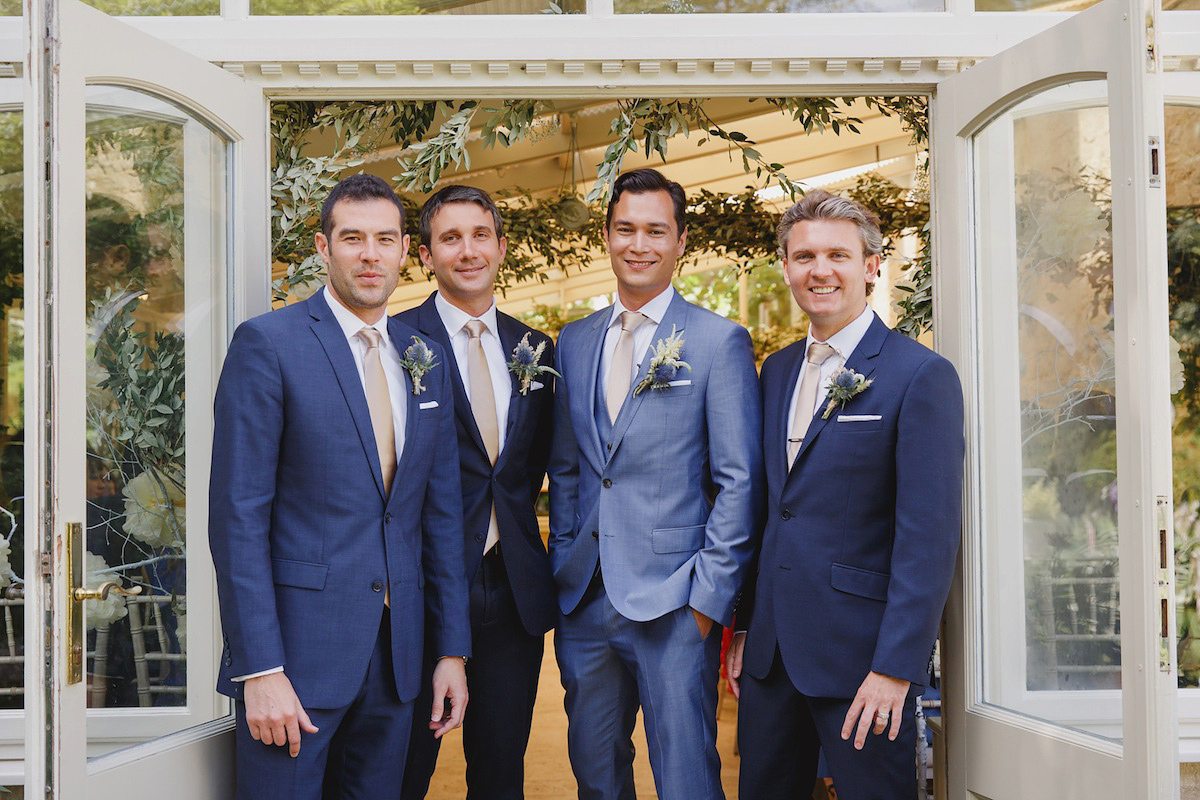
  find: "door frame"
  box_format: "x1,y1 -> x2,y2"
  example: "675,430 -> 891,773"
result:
933,0 -> 1178,797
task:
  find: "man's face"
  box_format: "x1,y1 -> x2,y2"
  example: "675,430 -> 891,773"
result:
418,201 -> 506,315
315,197 -> 408,324
782,218 -> 879,341
604,190 -> 687,310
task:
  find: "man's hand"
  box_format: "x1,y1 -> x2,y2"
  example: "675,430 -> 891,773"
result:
692,608 -> 714,641
841,671 -> 909,750
725,631 -> 746,699
244,672 -> 319,758
429,657 -> 469,739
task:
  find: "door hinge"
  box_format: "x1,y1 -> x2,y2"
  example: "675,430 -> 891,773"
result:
1157,496 -> 1172,674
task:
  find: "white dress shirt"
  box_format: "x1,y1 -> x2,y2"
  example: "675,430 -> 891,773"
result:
785,304 -> 876,443
599,285 -> 676,393
435,292 -> 511,455
232,286 -> 408,683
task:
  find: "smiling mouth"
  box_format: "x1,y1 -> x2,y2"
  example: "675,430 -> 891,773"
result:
626,260 -> 656,269
811,286 -> 838,295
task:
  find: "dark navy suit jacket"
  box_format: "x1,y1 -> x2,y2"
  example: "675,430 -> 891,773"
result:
741,315 -> 965,697
209,289 -> 471,709
395,293 -> 557,636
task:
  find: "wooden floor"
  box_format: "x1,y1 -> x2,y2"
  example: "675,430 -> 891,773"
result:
425,632 -> 742,799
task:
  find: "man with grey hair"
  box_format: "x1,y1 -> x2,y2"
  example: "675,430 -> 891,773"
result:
726,189 -> 965,799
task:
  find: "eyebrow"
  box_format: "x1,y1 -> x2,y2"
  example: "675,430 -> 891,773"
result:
338,227 -> 400,237
611,218 -> 671,229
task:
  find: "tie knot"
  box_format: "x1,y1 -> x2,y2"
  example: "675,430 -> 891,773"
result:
619,310 -> 648,334
807,342 -> 837,365
465,319 -> 487,340
358,327 -> 383,349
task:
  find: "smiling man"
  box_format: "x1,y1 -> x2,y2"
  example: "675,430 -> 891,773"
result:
396,185 -> 557,800
547,168 -> 763,800
209,174 -> 470,799
725,189 -> 965,800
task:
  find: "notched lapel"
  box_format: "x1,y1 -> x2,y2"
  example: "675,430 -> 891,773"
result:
388,315 -> 429,496
310,295 -> 387,501
496,314 -> 526,452
414,296 -> 490,460
606,294 -> 691,462
773,343 -> 807,481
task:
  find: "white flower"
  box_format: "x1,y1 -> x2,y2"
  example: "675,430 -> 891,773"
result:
122,469 -> 185,549
0,538 -> 12,589
84,551 -> 128,630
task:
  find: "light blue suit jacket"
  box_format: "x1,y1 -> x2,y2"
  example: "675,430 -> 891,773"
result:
547,291 -> 764,626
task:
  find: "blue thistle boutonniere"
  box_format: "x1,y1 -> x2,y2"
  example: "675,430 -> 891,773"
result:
633,325 -> 691,395
399,336 -> 438,395
821,367 -> 873,419
506,332 -> 561,396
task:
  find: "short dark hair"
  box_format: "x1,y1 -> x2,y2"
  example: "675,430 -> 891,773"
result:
320,174 -> 406,240
605,168 -> 687,238
418,185 -> 505,248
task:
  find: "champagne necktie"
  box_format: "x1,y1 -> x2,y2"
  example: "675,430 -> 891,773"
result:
358,327 -> 397,494
606,311 -> 648,424
787,342 -> 838,467
466,319 -> 501,554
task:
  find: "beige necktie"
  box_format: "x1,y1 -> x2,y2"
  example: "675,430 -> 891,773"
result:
787,342 -> 838,466
358,327 -> 397,494
607,311 -> 648,424
466,320 -> 501,554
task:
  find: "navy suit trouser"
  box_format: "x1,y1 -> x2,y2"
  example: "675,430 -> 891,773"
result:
400,546 -> 545,800
555,574 -> 724,800
737,646 -> 920,800
235,609 -> 413,800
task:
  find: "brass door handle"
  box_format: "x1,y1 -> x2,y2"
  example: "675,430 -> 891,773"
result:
73,581 -> 143,602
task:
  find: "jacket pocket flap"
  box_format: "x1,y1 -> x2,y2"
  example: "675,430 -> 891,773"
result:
272,557 -> 328,590
651,524 -> 706,554
831,563 -> 889,601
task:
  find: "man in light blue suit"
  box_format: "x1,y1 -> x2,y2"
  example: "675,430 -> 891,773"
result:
209,174 -> 471,799
726,190 -> 964,800
548,168 -> 764,800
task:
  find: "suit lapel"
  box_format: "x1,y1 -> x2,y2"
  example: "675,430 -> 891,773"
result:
387,315 -> 424,496
579,309 -> 609,465
790,314 -> 889,471
774,342 -> 807,481
413,293 -> 490,460
494,313 -> 525,470
309,291 -> 387,501
607,292 -> 691,463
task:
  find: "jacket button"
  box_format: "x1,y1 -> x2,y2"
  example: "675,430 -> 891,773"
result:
602,478 -> 612,488
475,533 -> 485,543
781,509 -> 792,520
592,531 -> 599,540
224,655 -> 232,666
372,581 -> 383,592
385,512 -> 393,523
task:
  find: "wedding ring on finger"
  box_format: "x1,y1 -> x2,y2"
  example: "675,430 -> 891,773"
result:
874,711 -> 890,726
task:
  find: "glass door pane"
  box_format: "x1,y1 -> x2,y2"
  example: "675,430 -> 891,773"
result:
83,85 -> 227,753
974,79 -> 1123,742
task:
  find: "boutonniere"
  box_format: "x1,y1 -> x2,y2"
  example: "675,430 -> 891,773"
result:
633,325 -> 691,395
821,367 -> 873,419
506,332 -> 561,396
399,336 -> 438,395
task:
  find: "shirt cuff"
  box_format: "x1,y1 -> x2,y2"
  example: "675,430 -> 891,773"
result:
231,666 -> 284,682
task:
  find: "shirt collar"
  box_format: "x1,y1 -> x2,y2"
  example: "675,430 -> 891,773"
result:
608,285 -> 675,330
815,303 -> 876,361
434,291 -> 499,339
323,286 -> 390,346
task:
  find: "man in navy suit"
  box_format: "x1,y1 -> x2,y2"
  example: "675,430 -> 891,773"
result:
726,190 -> 964,800
209,174 -> 471,799
548,168 -> 763,799
397,186 -> 557,800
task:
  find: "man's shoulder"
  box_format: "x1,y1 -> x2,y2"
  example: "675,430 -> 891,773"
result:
497,309 -> 553,348
761,338 -> 806,374
878,325 -> 949,369
235,296 -> 314,337
559,307 -> 608,344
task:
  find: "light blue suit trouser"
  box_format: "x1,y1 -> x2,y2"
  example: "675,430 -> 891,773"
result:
555,576 -> 724,800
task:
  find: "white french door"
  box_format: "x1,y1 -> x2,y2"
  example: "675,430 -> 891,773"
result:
25,0 -> 267,795
934,0 -> 1178,797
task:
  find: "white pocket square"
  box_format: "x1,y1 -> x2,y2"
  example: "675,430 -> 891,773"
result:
419,400 -> 439,410
837,414 -> 881,422
530,381 -> 545,391
668,379 -> 692,387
